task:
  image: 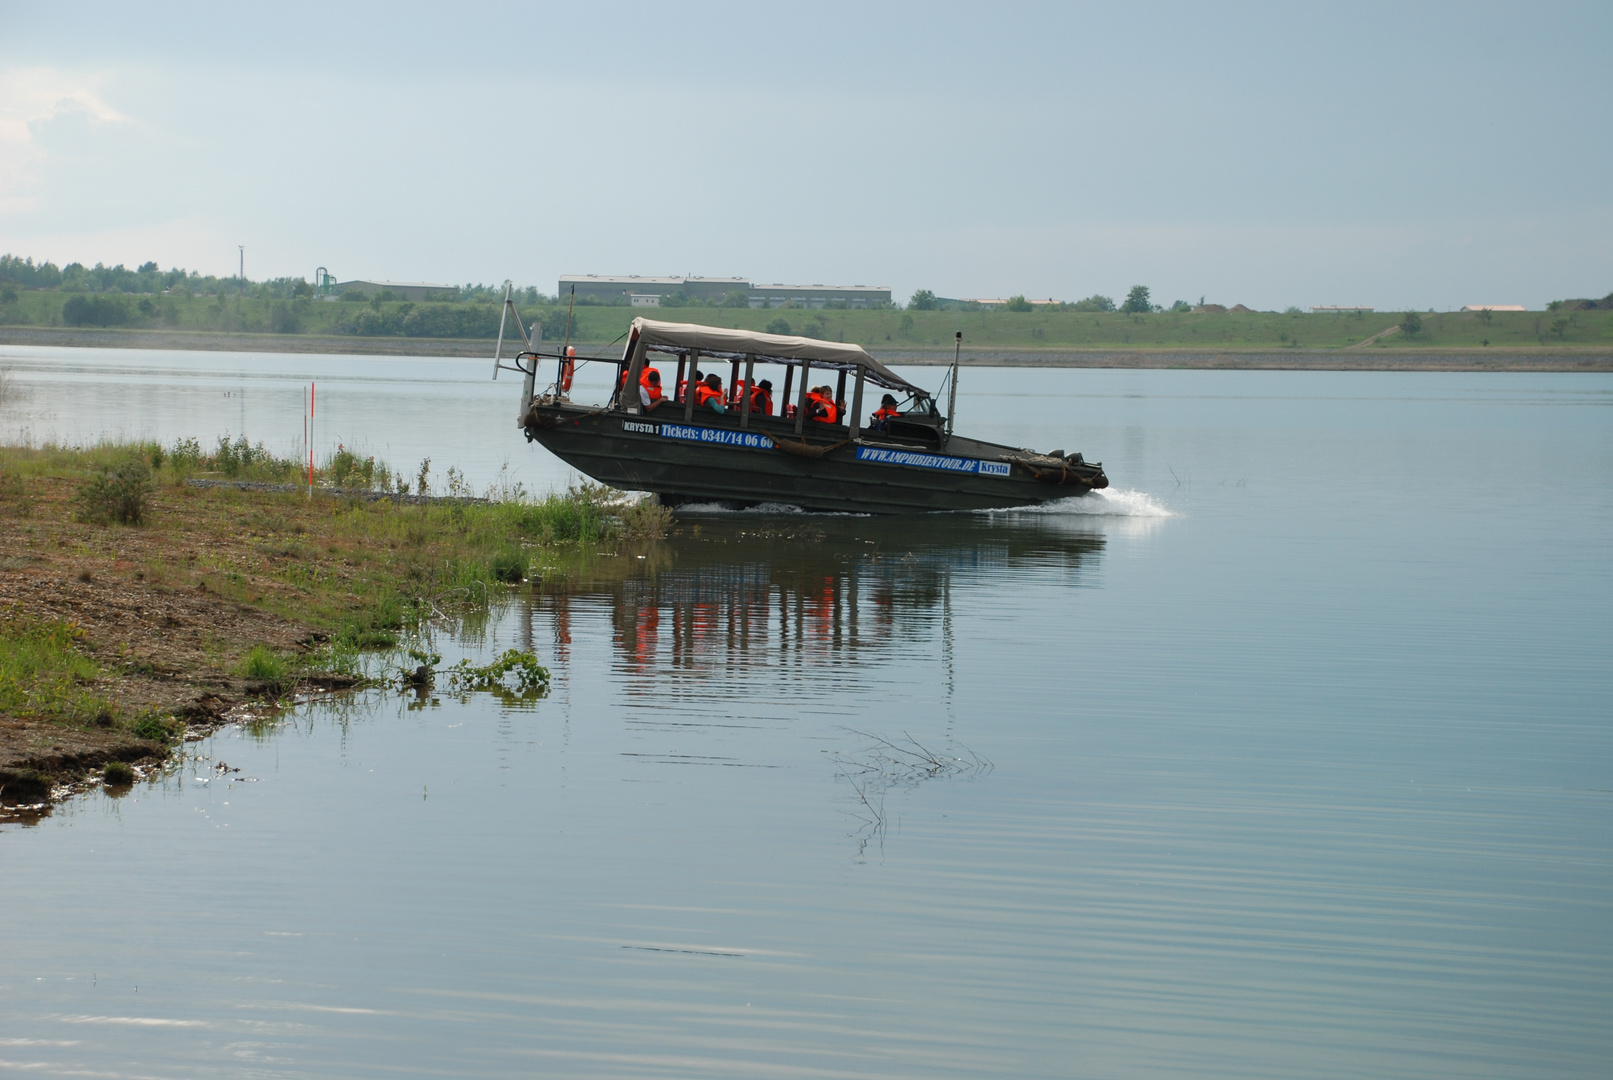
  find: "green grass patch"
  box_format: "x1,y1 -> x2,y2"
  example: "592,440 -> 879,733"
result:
237,644 -> 291,681
0,614 -> 108,724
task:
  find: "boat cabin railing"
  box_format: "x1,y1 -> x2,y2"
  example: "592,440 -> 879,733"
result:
609,318 -> 936,442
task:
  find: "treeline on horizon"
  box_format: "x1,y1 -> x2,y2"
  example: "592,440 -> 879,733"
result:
0,254 -> 563,338
1,254 -> 1609,346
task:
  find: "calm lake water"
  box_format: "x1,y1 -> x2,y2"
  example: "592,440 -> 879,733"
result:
2,346 -> 1611,1078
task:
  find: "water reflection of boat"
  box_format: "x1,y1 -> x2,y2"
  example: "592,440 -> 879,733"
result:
504,317 -> 1108,514
524,515 -> 1105,678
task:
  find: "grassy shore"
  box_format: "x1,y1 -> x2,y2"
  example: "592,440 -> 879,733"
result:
4,293 -> 1611,357
0,441 -> 667,811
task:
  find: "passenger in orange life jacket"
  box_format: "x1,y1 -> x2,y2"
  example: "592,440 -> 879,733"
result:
638,367 -> 665,412
751,379 -> 774,416
806,386 -> 838,423
677,369 -> 702,403
871,393 -> 902,428
695,373 -> 726,412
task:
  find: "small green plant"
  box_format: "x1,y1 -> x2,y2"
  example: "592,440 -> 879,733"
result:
76,453 -> 154,524
490,546 -> 527,583
444,649 -> 551,694
1399,311 -> 1423,336
238,644 -> 290,680
617,496 -> 674,541
103,760 -> 135,786
765,317 -> 792,335
132,715 -> 175,742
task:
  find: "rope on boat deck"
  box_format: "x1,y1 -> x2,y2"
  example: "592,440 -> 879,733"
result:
762,431 -> 854,458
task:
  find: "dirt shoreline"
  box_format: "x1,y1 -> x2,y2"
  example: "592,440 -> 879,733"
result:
0,449 -> 639,821
0,474 -> 447,818
2,325 -> 1610,370
0,472 -> 354,818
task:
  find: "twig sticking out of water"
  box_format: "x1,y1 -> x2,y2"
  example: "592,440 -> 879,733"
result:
831,729 -> 993,858
835,728 -> 993,784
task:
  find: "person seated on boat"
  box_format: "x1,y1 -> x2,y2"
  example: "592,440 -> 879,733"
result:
638,368 -> 666,412
677,369 -> 701,403
695,372 -> 726,413
806,386 -> 838,423
729,378 -> 748,408
751,379 -> 774,416
872,393 -> 902,429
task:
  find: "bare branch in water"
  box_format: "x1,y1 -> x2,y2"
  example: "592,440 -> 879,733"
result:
831,729 -> 992,859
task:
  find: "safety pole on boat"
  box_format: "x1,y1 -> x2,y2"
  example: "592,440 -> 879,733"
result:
946,331 -> 961,438
559,285 -> 575,393
492,282 -> 511,380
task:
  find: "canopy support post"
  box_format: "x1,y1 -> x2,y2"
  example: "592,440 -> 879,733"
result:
684,349 -> 699,422
780,362 -> 794,421
835,369 -> 848,426
623,334 -> 648,413
848,366 -> 866,441
794,360 -> 812,435
740,355 -> 755,429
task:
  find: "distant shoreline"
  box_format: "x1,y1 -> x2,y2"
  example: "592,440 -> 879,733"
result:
1,326 -> 1610,372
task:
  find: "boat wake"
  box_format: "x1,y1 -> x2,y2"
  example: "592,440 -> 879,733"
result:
983,488 -> 1176,518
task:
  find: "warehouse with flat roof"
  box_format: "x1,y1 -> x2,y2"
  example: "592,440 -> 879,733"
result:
559,275 -> 891,309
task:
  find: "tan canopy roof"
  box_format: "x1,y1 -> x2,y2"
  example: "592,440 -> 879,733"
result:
629,318 -> 922,394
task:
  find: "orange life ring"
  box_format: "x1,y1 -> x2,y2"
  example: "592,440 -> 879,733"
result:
559,346 -> 575,393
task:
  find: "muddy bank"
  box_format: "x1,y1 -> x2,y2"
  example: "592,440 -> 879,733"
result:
878,348 -> 1613,371
0,472 -> 374,816
0,513 -> 357,816
0,325 -> 514,357
4,325 -> 1609,369
0,448 -> 637,817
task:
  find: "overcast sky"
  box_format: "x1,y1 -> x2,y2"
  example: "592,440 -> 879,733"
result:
2,1 -> 1608,310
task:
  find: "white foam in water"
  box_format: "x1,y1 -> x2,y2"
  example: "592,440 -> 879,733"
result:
674,491 -> 1172,519
984,488 -> 1176,517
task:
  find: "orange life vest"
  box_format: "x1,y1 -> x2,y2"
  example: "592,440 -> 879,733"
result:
639,366 -> 662,404
695,383 -> 725,408
872,406 -> 901,422
806,391 -> 837,423
751,387 -> 773,416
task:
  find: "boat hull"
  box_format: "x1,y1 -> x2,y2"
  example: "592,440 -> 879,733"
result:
524,404 -> 1105,514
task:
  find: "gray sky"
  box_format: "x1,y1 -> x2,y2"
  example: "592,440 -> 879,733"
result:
2,1 -> 1608,310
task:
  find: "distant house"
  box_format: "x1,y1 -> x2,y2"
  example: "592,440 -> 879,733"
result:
337,279 -> 458,302
630,294 -> 661,308
1460,304 -> 1525,312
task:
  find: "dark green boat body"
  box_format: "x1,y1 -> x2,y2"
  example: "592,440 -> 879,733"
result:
521,401 -> 1107,515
